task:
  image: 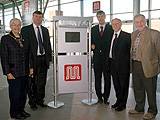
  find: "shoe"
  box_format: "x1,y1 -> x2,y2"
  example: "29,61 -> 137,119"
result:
115,105 -> 126,111
128,109 -> 144,114
102,94 -> 109,105
104,99 -> 109,105
111,102 -> 119,108
97,99 -> 103,104
37,103 -> 48,107
11,113 -> 26,119
143,112 -> 156,120
30,105 -> 38,110
21,110 -> 31,118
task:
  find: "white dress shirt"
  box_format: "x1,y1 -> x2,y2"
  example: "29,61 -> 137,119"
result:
33,24 -> 45,55
109,30 -> 121,58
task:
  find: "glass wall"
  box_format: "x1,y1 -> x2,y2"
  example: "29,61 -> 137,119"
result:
61,1 -> 80,16
150,0 -> 160,31
15,5 -> 22,20
84,0 -> 110,22
4,8 -> 13,31
1,0 -> 160,33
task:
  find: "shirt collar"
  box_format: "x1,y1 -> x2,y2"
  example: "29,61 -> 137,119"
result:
114,30 -> 121,37
33,23 -> 41,29
99,24 -> 106,30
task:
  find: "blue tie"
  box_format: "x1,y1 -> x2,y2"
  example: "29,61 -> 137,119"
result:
37,26 -> 44,55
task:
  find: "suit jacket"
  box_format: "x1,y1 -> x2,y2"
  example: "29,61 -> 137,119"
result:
131,27 -> 160,78
0,32 -> 26,77
112,31 -> 131,74
21,24 -> 52,69
91,23 -> 113,64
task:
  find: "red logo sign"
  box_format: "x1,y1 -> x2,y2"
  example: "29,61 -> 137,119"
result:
93,1 -> 101,13
64,64 -> 82,81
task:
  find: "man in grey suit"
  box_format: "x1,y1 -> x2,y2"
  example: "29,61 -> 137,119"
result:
129,14 -> 160,120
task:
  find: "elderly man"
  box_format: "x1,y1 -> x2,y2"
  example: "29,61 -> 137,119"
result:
110,18 -> 131,111
129,14 -> 160,120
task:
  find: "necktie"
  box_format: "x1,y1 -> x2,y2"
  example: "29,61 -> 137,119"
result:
112,33 -> 118,58
37,26 -> 44,55
132,32 -> 141,60
100,26 -> 103,37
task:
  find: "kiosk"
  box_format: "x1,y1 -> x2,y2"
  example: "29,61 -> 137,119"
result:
48,16 -> 97,108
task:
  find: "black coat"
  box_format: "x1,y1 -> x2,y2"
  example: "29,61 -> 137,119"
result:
21,24 -> 52,69
112,31 -> 131,74
91,23 -> 113,64
0,32 -> 26,77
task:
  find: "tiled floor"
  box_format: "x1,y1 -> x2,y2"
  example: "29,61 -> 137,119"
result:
0,65 -> 160,120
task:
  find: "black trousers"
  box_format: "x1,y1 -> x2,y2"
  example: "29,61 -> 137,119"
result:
28,55 -> 48,106
110,59 -> 130,106
7,76 -> 27,117
93,59 -> 111,100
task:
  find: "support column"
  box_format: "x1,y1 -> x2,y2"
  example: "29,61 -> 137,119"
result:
80,0 -> 84,17
148,0 -> 151,28
133,0 -> 140,30
110,0 -> 113,22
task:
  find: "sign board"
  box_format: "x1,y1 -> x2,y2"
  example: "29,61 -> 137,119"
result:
58,56 -> 88,94
64,64 -> 82,81
93,1 -> 100,13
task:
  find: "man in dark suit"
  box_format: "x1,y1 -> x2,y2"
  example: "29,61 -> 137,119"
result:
110,18 -> 131,111
21,11 -> 52,110
91,10 -> 113,104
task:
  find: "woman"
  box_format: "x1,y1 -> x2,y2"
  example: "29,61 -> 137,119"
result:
0,18 -> 30,119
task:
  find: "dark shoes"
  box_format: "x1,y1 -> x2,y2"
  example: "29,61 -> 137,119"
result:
97,99 -> 103,104
30,103 -> 47,110
104,99 -> 109,105
21,110 -> 31,118
37,103 -> 48,107
112,102 -> 126,111
11,111 -> 31,119
97,98 -> 109,105
30,105 -> 38,111
11,114 -> 26,120
111,102 -> 119,108
115,105 -> 126,111
102,94 -> 109,105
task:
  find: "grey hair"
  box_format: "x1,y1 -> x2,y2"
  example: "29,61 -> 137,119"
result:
134,14 -> 146,22
10,18 -> 21,26
111,18 -> 122,23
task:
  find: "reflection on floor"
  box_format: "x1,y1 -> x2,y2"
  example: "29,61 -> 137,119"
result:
0,66 -> 160,120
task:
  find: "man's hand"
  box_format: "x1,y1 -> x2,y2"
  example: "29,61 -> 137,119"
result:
7,73 -> 15,80
91,44 -> 95,49
29,68 -> 34,77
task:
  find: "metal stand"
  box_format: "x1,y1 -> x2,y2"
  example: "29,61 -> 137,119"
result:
81,22 -> 97,105
48,101 -> 64,108
48,20 -> 64,108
